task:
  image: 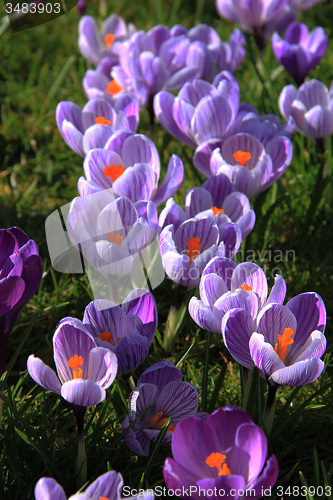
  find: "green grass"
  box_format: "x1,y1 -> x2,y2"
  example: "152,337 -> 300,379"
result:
0,0 -> 333,498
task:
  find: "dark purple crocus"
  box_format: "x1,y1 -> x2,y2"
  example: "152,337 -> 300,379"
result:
77,131 -> 184,206
56,95 -> 139,157
78,14 -> 136,66
279,79 -> 333,149
0,227 -> 43,377
223,290 -> 327,386
60,289 -> 157,373
122,361 -> 206,456
163,406 -> 279,500
35,470 -> 154,500
272,21 -> 328,86
189,257 -> 286,334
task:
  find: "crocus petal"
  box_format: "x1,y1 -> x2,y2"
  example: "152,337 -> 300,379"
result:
222,308 -> 256,369
122,289 -> 158,343
0,275 -> 25,317
84,471 -> 123,500
138,360 -> 183,389
152,155 -> 184,206
116,334 -> 149,373
257,303 -> 297,348
269,358 -> 325,386
265,274 -> 286,305
292,330 -> 327,364
34,478 -> 67,500
60,120 -> 85,157
27,355 -> 62,395
231,262 -> 268,309
188,297 -> 222,333
249,332 -> 285,376
87,347 -> 118,388
61,379 -> 105,406
156,381 -> 199,422
250,455 -> 279,499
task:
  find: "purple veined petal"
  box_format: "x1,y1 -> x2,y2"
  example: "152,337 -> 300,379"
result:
193,139 -> 224,177
192,94 -> 234,145
172,95 -> 196,143
98,196 -> 138,233
289,98 -> 307,130
114,93 -> 140,131
187,23 -> 220,44
83,125 -> 117,155
278,84 -> 298,120
150,56 -> 170,95
163,66 -> 201,92
27,355 -> 62,395
78,16 -> 102,65
266,274 -> 286,306
53,323 -> 97,384
249,455 -> 279,499
202,173 -> 235,207
61,378 -> 105,406
83,149 -> 124,189
102,14 -> 127,39
112,163 -> 156,202
201,256 -> 237,288
256,303 -> 297,349
265,135 -> 293,177
199,272 -> 229,307
179,79 -> 216,106
138,360 -> 183,389
218,222 -> 242,259
116,334 -> 149,373
197,476 -> 246,500
221,133 -> 265,169
84,470 -> 123,500
85,239 -> 133,275
158,198 -> 186,233
83,69 -> 110,100
0,275 -> 25,317
291,330 -> 327,365
155,381 -> 199,424
87,347 -> 118,388
34,477 -> 67,500
60,120 -> 85,157
121,134 -> 160,177
231,262 -> 268,309
186,41 -> 216,82
214,289 -> 259,325
269,357 -> 325,386
0,229 -> 18,265
185,187 -> 213,219
154,92 -> 197,148
174,218 -> 220,256
152,154 -> 184,206
302,106 -> 333,140
188,297 -> 222,333
236,210 -> 256,238
206,405 -> 255,450
297,79 -> 330,109
129,382 -> 158,418
225,164 -> 258,199
3,251 -> 23,279
233,422 -> 267,487
122,417 -> 150,456
222,308 -> 256,369
56,101 -> 84,134
148,24 -> 170,52
122,289 -> 158,343
221,192 -> 251,222
163,457 -> 203,498
216,0 -> 240,24
249,332 -> 285,376
284,20 -> 309,44
82,98 -> 117,129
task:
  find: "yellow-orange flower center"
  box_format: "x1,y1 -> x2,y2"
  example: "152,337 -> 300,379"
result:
105,80 -> 123,95
107,233 -> 125,245
239,284 -> 252,291
186,237 -> 201,267
67,354 -> 83,379
99,497 -> 109,500
95,116 -> 112,126
206,452 -> 231,476
274,327 -> 295,363
98,332 -> 120,345
104,33 -> 115,47
233,150 -> 252,169
211,206 -> 225,216
104,164 -> 126,181
150,411 -> 175,432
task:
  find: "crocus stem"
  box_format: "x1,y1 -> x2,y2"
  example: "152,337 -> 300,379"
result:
73,404 -> 87,487
263,383 -> 278,435
164,285 -> 189,353
315,138 -> 326,155
241,367 -> 252,411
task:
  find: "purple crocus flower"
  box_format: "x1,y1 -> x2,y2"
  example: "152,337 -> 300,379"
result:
56,95 -> 139,157
272,21 -> 328,86
222,289 -> 327,386
216,0 -> 296,50
27,320 -> 117,406
60,289 -> 157,373
163,406 -> 279,500
122,361 -> 205,456
189,257 -> 286,334
78,14 -> 136,66
0,227 -> 43,377
279,79 -> 333,149
35,470 -> 154,500
77,131 -> 184,206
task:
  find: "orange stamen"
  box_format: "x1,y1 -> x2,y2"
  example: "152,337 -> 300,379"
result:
98,332 -> 114,345
233,150 -> 252,168
274,327 -> 295,363
104,164 -> 126,181
211,206 -> 225,216
105,80 -> 123,95
95,116 -> 111,126
206,452 -> 231,476
67,354 -> 83,379
239,284 -> 252,291
99,497 -> 109,500
150,411 -> 175,432
186,237 -> 201,267
107,232 -> 125,245
105,33 -> 115,47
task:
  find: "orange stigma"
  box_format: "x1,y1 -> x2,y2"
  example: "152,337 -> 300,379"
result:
104,164 -> 126,181
104,33 -> 115,47
274,327 -> 295,363
95,116 -> 111,126
233,150 -> 252,168
211,206 -> 225,216
67,354 -> 83,379
107,232 -> 125,245
206,453 -> 231,476
98,332 -> 120,345
150,411 -> 175,432
239,284 -> 252,291
105,80 -> 123,95
99,497 -> 109,500
186,237 -> 201,266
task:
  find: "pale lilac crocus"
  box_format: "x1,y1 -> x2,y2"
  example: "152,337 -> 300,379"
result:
122,361 -> 206,456
77,131 -> 184,206
56,96 -> 139,157
272,21 -> 328,86
78,14 -> 136,66
163,406 -> 279,500
35,470 -> 154,500
189,257 -> 286,334
279,79 -> 333,150
222,289 -> 327,386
